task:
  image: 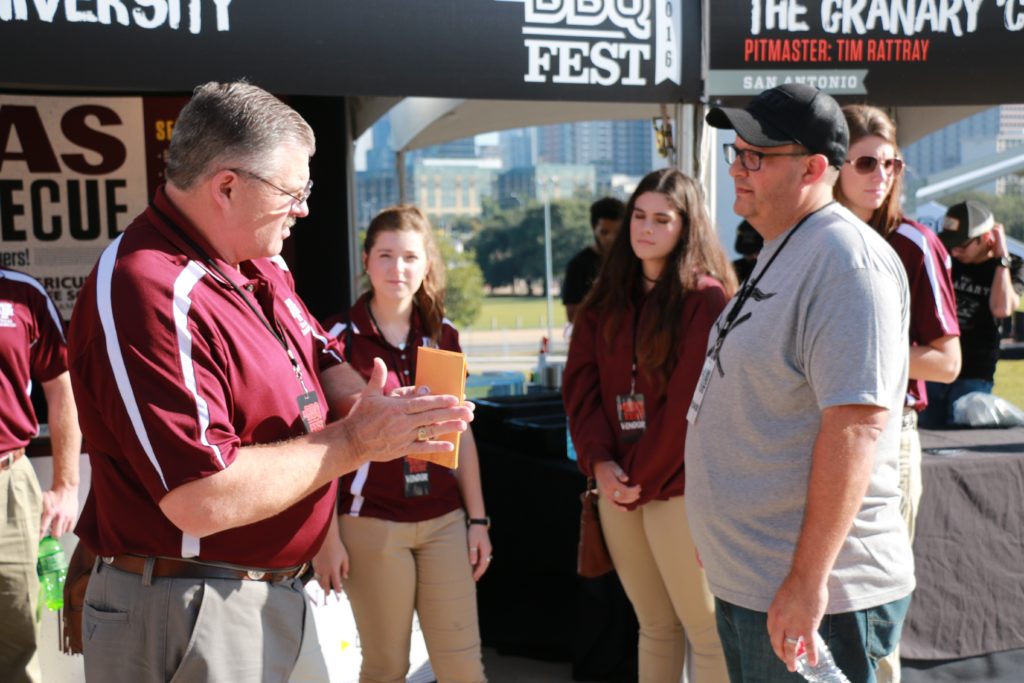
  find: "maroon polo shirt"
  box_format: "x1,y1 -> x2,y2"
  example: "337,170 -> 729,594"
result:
68,186 -> 344,568
563,276 -> 728,509
889,219 -> 960,411
0,270 -> 68,452
322,293 -> 463,522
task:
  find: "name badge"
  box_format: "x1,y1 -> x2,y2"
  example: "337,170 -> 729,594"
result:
297,391 -> 325,434
616,393 -> 646,443
404,457 -> 431,497
687,355 -> 716,424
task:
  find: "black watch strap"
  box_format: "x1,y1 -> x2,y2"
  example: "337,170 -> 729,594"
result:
997,255 -> 1012,269
467,516 -> 491,529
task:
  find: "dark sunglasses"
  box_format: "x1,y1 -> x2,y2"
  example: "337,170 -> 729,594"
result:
846,156 -> 904,176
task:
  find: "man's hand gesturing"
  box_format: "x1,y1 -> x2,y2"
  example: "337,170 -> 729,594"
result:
342,357 -> 473,463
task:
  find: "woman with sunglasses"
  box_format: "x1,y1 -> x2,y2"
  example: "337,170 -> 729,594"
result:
563,168 -> 736,683
836,106 -> 960,536
836,108 -> 960,683
313,205 -> 490,683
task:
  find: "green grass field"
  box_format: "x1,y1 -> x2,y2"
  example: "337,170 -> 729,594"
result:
471,299 -> 1024,407
995,359 -> 1024,409
474,296 -> 567,330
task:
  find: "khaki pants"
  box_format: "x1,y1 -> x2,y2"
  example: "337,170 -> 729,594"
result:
0,455 -> 42,683
598,494 -> 728,683
340,509 -> 485,683
878,418 -> 923,683
83,560 -> 327,683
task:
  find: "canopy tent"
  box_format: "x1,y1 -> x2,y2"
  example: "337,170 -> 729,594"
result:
2,0 -> 1021,305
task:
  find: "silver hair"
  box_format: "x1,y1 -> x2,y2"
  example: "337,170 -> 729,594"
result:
165,81 -> 315,190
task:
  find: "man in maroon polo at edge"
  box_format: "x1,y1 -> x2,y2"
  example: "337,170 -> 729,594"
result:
0,269 -> 81,683
67,81 -> 472,683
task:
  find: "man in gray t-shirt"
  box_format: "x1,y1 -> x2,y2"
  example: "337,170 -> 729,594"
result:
686,84 -> 913,682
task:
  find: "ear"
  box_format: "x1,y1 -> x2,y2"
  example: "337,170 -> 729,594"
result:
803,154 -> 831,185
361,252 -> 369,272
210,169 -> 238,211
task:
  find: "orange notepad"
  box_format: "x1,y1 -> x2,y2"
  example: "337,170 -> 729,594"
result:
411,346 -> 467,469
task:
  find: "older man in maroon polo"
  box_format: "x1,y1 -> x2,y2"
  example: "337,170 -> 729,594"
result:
67,81 -> 472,683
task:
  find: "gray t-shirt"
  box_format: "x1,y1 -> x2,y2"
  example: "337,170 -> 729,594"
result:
685,202 -> 914,614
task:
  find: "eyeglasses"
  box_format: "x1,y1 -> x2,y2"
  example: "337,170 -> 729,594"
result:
845,156 -> 904,176
230,168 -> 313,207
723,143 -> 809,172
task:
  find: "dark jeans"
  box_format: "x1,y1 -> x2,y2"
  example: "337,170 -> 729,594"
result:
919,378 -> 994,429
715,595 -> 911,683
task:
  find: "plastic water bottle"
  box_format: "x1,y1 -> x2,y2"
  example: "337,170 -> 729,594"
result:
566,419 -> 577,461
37,536 -> 67,611
795,632 -> 850,682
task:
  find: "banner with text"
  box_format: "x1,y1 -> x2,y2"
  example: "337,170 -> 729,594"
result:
0,1 -> 700,102
0,94 -> 186,318
707,0 -> 1024,104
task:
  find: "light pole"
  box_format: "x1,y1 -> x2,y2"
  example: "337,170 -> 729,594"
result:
540,175 -> 557,343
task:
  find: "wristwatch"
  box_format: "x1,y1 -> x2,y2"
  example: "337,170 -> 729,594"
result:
467,516 -> 491,529
997,255 -> 1012,269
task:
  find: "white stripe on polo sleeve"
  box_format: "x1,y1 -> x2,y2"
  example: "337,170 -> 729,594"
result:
97,235 -> 170,491
2,268 -> 66,343
173,261 -> 227,470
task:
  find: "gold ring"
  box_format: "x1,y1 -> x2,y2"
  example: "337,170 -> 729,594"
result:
417,427 -> 429,442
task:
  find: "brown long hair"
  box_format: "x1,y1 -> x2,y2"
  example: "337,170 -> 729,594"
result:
578,168 -> 737,394
835,105 -> 904,237
363,205 -> 447,344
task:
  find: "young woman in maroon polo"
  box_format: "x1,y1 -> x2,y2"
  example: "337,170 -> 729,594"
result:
835,104 -> 961,683
314,205 -> 489,682
563,168 -> 736,683
835,104 -> 960,536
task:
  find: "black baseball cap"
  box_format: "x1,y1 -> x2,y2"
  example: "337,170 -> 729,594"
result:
706,84 -> 849,168
939,200 -> 995,250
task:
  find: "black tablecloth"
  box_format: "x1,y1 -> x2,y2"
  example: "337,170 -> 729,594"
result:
901,428 -> 1024,660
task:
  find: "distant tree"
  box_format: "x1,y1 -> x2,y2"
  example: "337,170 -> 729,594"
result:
437,231 -> 484,328
471,198 -> 594,293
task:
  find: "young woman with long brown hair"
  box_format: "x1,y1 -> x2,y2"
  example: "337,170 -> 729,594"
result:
313,205 -> 490,683
563,168 -> 736,683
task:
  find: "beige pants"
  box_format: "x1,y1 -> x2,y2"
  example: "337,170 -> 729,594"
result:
340,509 -> 485,683
877,420 -> 923,683
0,455 -> 42,683
598,494 -> 729,683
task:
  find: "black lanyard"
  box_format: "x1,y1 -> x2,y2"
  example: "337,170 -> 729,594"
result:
365,300 -> 418,388
148,200 -> 309,393
707,204 -> 830,366
629,298 -> 643,395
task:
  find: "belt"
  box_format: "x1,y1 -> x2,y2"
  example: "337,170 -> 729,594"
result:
101,555 -> 308,582
0,448 -> 26,471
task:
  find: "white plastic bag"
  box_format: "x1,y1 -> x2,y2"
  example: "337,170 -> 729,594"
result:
951,392 -> 1024,428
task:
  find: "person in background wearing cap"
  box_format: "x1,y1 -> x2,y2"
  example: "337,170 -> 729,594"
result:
0,269 -> 81,683
731,220 -> 763,284
921,200 -> 1024,428
685,84 -> 914,682
563,197 -> 626,323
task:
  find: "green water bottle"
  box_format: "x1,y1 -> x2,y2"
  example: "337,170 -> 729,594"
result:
37,536 -> 67,611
